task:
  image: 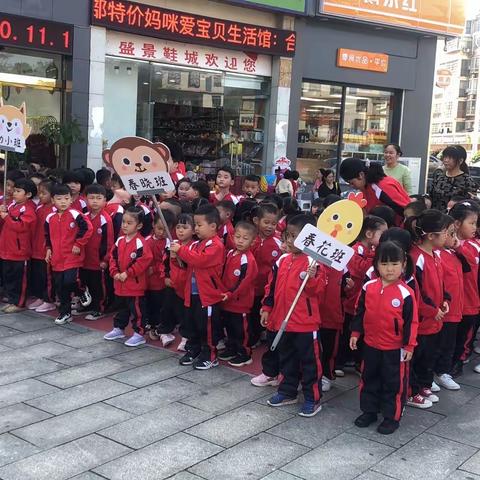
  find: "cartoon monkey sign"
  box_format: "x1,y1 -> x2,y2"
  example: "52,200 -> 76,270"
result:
103,137 -> 175,196
0,99 -> 31,153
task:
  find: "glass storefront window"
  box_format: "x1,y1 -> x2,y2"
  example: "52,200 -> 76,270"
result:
104,57 -> 270,176
297,82 -> 395,182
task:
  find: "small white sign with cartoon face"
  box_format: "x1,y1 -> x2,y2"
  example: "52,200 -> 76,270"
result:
0,100 -> 31,153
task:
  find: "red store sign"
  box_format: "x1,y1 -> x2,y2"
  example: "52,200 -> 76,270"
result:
91,0 -> 296,57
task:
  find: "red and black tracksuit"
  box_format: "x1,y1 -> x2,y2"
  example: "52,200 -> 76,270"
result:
72,196 -> 88,214
0,200 -> 37,306
81,211 -> 114,313
177,236 -> 225,361
136,202 -> 153,238
352,278 -> 418,422
410,245 -> 448,394
109,233 -> 153,334
221,249 -> 258,358
453,240 -> 480,365
217,221 -> 235,252
263,253 -> 326,403
45,209 -> 93,315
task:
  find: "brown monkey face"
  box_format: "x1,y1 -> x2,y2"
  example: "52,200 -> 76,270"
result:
113,145 -> 169,175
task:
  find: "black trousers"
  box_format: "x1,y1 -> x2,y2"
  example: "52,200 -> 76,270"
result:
53,268 -> 79,316
3,260 -> 29,307
248,296 -> 263,346
336,313 -> 362,367
104,269 -> 116,308
320,328 -> 341,380
222,310 -> 251,357
80,269 -> 106,312
159,287 -> 185,334
145,290 -> 164,330
410,333 -> 438,394
261,329 -> 280,378
278,331 -> 323,403
185,295 -> 221,362
434,322 -> 458,376
30,259 -> 54,302
113,296 -> 147,334
360,344 -> 408,422
454,315 -> 479,364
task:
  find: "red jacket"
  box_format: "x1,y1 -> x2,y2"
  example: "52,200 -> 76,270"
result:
45,209 -> 93,272
344,242 -> 375,315
217,221 -> 235,251
436,249 -> 464,323
209,192 -> 240,205
351,278 -> 418,352
221,249 -> 258,313
169,241 -> 193,299
72,195 -> 88,214
145,235 -> 168,291
177,236 -> 225,307
320,267 -> 346,330
105,203 -> 124,240
83,211 -> 114,271
262,253 -> 327,333
455,240 -> 480,315
109,233 -> 152,297
32,203 -> 55,260
410,245 -> 446,335
251,235 -> 282,297
0,200 -> 37,261
365,177 -> 410,225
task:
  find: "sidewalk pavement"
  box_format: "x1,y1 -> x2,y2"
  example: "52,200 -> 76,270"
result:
0,310 -> 479,480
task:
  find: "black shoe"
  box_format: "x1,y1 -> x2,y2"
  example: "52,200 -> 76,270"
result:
193,358 -> 219,370
450,361 -> 463,378
179,352 -> 198,366
354,413 -> 378,428
218,349 -> 237,361
377,418 -> 399,435
228,354 -> 253,367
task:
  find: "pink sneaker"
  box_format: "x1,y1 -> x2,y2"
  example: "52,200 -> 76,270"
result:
251,373 -> 279,387
161,333 -> 175,347
27,299 -> 43,310
419,387 -> 439,403
177,337 -> 187,352
407,394 -> 433,409
35,302 -> 57,313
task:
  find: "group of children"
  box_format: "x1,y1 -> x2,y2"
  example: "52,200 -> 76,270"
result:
1,162 -> 480,431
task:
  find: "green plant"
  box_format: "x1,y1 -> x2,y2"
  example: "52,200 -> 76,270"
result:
472,151 -> 480,164
40,118 -> 84,147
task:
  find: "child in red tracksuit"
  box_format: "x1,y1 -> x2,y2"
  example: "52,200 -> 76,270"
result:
251,203 -> 282,348
262,214 -> 327,418
219,221 -> 258,367
0,178 -> 37,313
76,184 -> 114,320
45,184 -> 93,325
29,179 -> 56,313
406,209 -> 450,408
449,202 -> 480,377
216,200 -> 235,251
170,204 -> 225,370
63,171 -> 88,213
104,206 -> 153,347
350,241 -> 418,435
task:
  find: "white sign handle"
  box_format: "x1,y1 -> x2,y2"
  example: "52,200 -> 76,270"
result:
3,151 -> 7,206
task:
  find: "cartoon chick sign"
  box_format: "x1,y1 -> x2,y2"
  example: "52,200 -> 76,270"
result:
0,99 -> 31,153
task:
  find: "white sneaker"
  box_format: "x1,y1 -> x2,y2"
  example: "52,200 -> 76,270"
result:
474,363 -> 480,374
431,381 -> 441,392
334,369 -> 345,377
27,298 -> 43,310
474,345 -> 480,355
54,313 -> 72,325
35,302 -> 56,313
435,373 -> 460,390
216,338 -> 226,351
160,333 -> 175,347
251,373 -> 279,387
322,377 -> 332,392
79,288 -> 92,308
177,337 -> 187,352
124,333 -> 146,347
71,296 -> 81,310
104,328 -> 125,340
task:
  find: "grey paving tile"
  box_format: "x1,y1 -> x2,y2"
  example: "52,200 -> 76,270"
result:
99,402 -> 212,449
111,345 -> 173,365
350,407 -> 444,448
0,403 -> 51,434
94,432 -> 222,480
178,365 -> 247,387
38,358 -> 133,388
187,402 -> 292,448
373,433 -> 476,480
332,372 -> 362,390
0,379 -> 60,409
181,376 -> 268,414
49,341 -> 133,366
454,468 -> 480,479
0,327 -> 78,348
0,344 -> 11,352
261,472 -> 304,480
167,473 -> 204,480
61,322 -> 92,333
0,433 -> 40,467
282,432 -> 394,480
13,403 -> 132,449
323,386 -> 360,412
0,341 -> 75,366
267,403 -> 357,449
0,358 -> 64,386
0,434 -> 131,480
109,357 -> 188,387
25,378 -> 135,415
191,432 -> 308,480
53,330 -> 106,348
105,377 -> 200,414
355,472 -> 397,480
429,384 -> 480,416
0,313 -> 55,331
0,325 -> 22,337
456,366 -> 480,388
71,474 -> 106,480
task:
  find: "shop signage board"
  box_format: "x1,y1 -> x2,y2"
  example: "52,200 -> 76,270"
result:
0,13 -> 73,55
106,31 -> 272,76
225,0 -> 306,14
91,0 -> 297,57
319,0 -> 465,36
337,48 -> 389,73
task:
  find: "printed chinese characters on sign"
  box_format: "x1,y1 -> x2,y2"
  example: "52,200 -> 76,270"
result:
337,48 -> 389,73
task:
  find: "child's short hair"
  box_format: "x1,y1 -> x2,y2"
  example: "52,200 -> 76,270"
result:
62,171 -> 84,188
287,213 -> 316,230
124,206 -> 145,224
177,213 -> 195,228
405,209 -> 450,242
84,184 -> 107,197
96,168 -> 112,186
38,178 -> 54,193
235,221 -> 257,237
282,197 -> 300,216
262,194 -> 283,210
254,202 -> 279,219
191,180 -> 210,200
244,174 -> 260,184
154,210 -> 176,230
76,167 -> 95,186
14,178 -> 37,198
217,165 -> 235,180
216,200 -> 235,216
379,227 -> 414,279
6,169 -> 25,182
205,173 -> 216,183
449,202 -> 480,222
52,183 -> 72,197
323,194 -> 342,207
29,172 -> 46,181
194,204 -> 220,227
405,201 -> 426,217
359,215 -> 388,240
373,241 -> 407,276
111,173 -> 124,188
370,205 -> 395,228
